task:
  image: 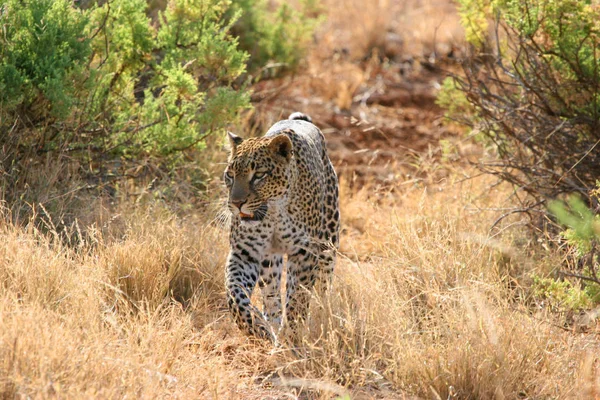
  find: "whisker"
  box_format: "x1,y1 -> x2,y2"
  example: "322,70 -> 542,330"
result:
207,204 -> 232,230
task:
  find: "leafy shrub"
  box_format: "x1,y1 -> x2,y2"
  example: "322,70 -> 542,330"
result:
0,0 -> 91,119
0,0 -> 317,164
436,77 -> 472,123
539,189 -> 600,309
230,0 -> 320,72
86,0 -> 251,156
549,193 -> 600,256
0,0 -> 251,161
532,275 -> 591,313
445,0 -> 600,205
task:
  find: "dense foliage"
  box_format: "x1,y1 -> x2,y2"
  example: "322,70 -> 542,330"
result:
442,0 -> 600,206
0,0 -> 316,163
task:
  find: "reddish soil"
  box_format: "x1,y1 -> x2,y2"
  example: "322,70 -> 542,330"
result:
249,57 -> 460,189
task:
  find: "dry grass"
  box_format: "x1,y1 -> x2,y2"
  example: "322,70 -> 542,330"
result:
0,170 -> 598,399
317,0 -> 463,60
259,0 -> 465,113
1,1 -> 598,398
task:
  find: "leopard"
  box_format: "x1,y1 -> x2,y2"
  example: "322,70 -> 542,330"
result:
223,112 -> 340,341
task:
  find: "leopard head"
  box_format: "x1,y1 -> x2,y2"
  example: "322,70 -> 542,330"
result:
224,131 -> 294,222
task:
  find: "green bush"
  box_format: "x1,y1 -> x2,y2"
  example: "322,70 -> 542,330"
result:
230,0 -> 320,72
0,0 -> 91,118
541,189 -> 600,309
0,0 -> 317,162
0,0 -> 251,160
549,193 -> 600,255
445,0 -> 600,204
532,275 -> 591,313
86,0 -> 251,156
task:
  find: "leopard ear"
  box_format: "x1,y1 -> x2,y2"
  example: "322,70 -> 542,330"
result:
227,131 -> 243,151
268,134 -> 293,162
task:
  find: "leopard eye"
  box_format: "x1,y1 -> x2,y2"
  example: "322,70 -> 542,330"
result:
224,170 -> 234,184
253,170 -> 268,181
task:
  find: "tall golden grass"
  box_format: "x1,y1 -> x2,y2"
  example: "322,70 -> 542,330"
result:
0,170 -> 596,399
1,1 -> 597,398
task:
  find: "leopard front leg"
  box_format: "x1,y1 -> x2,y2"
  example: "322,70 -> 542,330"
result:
285,245 -> 319,334
258,254 -> 284,329
225,249 -> 274,341
316,242 -> 336,290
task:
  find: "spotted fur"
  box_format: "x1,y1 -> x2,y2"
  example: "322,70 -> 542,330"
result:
223,113 -> 340,340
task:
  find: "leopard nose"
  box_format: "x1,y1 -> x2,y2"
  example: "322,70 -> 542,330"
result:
231,200 -> 245,210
